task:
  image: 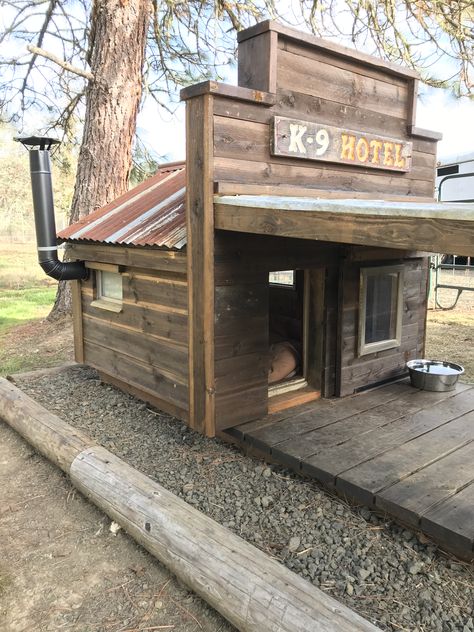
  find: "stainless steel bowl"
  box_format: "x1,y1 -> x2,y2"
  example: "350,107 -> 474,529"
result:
406,359 -> 464,392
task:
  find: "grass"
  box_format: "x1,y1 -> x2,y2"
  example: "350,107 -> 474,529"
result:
0,242 -> 56,290
0,241 -> 66,375
0,287 -> 56,333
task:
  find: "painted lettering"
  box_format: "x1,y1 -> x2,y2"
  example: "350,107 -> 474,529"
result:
394,143 -> 406,169
383,142 -> 394,167
272,116 -> 411,172
370,140 -> 383,164
340,134 -> 356,161
356,137 -> 369,163
315,128 -> 330,156
288,124 -> 307,154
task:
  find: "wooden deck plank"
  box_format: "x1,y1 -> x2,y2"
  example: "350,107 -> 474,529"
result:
225,382 -> 474,559
301,387 -> 474,485
421,482 -> 474,558
336,410 -> 474,504
271,387 -> 461,469
375,440 -> 474,527
246,381 -> 409,450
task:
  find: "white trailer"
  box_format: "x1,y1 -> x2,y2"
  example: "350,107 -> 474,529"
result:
436,151 -> 474,203
432,153 -> 474,307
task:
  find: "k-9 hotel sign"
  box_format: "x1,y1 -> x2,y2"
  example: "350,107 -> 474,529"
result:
272,116 -> 412,172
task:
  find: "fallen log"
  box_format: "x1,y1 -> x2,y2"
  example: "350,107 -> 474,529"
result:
0,377 -> 381,632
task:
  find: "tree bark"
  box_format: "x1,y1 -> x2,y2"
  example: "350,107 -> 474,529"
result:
50,0 -> 151,317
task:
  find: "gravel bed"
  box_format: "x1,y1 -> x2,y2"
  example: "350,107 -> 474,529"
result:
17,366 -> 474,632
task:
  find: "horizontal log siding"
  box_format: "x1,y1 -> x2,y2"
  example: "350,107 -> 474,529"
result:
77,246 -> 189,419
338,258 -> 428,396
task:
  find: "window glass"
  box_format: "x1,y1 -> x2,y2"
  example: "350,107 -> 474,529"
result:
364,272 -> 398,343
269,270 -> 295,287
99,271 -> 122,301
359,266 -> 403,356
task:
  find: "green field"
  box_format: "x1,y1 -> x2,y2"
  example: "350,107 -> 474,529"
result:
0,242 -> 62,374
0,242 -> 56,330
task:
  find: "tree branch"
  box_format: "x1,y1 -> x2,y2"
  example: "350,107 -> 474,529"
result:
26,44 -> 94,81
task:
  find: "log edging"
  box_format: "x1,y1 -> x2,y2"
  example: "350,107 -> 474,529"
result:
0,377 -> 381,632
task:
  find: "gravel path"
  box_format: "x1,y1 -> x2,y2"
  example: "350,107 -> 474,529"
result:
16,366 -> 474,632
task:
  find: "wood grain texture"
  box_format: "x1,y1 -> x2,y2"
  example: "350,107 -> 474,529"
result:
214,181 -> 435,204
238,30 -> 277,93
84,342 -> 189,411
214,158 -> 434,197
186,94 -> 215,435
213,93 -> 437,156
82,316 -> 188,383
71,280 -> 84,363
376,437 -> 474,526
248,382 -> 407,450
277,49 -> 408,119
82,294 -> 188,345
213,116 -> 435,187
70,445 -> 382,632
80,264 -> 189,417
215,205 -> 473,257
0,377 -> 94,471
336,410 -> 474,504
98,371 -> 188,421
68,243 -> 187,274
303,386 -> 474,484
421,482 -> 474,557
238,21 -> 419,80
180,80 -> 276,106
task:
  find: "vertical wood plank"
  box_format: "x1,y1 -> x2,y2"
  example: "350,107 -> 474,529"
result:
238,30 -> 278,93
185,94 -> 215,435
305,268 -> 325,392
71,280 -> 84,363
407,78 -> 419,129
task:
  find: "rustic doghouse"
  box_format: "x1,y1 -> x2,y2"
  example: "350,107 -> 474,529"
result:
57,21 -> 473,438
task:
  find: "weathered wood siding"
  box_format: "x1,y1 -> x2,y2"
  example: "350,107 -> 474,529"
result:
338,257 -> 429,396
213,31 -> 437,199
214,233 -> 343,430
70,244 -> 189,421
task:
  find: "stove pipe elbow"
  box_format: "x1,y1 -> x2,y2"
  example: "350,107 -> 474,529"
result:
16,136 -> 88,281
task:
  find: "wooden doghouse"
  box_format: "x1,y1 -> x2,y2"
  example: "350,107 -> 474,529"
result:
59,21 -> 473,437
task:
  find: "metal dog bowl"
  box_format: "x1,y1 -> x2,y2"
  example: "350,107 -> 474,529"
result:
406,359 -> 464,392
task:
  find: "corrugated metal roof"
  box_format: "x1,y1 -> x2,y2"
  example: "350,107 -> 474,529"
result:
58,162 -> 187,250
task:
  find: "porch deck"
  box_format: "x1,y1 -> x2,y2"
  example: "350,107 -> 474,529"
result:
224,380 -> 474,560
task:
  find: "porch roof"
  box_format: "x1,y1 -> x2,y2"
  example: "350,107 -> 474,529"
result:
214,195 -> 474,256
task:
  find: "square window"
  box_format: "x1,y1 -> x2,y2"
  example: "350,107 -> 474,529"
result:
98,270 -> 123,302
358,265 -> 403,356
91,270 -> 123,312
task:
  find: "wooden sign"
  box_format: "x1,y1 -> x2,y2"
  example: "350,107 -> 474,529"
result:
272,116 -> 412,172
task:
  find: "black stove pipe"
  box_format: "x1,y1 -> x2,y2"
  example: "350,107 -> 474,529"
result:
16,136 -> 88,281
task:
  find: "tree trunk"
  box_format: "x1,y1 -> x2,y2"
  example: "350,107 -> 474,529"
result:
50,0 -> 151,317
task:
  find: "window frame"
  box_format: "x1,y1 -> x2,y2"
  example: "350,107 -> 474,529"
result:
269,270 -> 296,289
358,264 -> 404,357
89,263 -> 124,313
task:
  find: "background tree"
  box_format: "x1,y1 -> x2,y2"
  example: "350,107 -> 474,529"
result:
0,0 -> 472,316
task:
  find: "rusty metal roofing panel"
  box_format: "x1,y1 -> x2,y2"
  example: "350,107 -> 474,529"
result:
58,162 -> 187,250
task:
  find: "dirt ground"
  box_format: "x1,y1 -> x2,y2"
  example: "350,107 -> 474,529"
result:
0,315 -> 74,376
0,421 -> 232,632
